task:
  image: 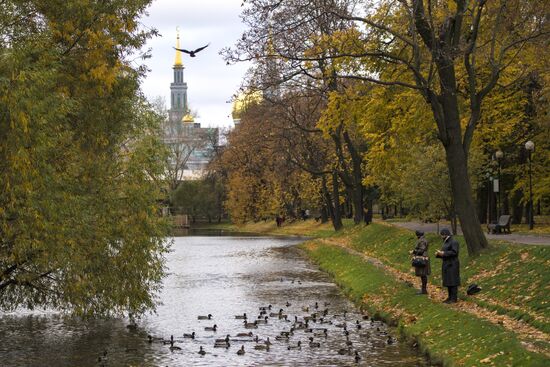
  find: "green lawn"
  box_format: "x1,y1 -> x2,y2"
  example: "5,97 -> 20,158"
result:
349,223 -> 550,335
303,242 -> 549,367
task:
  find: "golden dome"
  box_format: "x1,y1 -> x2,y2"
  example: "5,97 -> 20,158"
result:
182,113 -> 194,123
174,30 -> 184,67
232,90 -> 263,120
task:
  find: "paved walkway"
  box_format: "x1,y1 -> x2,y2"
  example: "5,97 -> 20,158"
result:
384,220 -> 550,246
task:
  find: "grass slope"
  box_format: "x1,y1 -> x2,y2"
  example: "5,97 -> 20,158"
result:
303,242 -> 548,366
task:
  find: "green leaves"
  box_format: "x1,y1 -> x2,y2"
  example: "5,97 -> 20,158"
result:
0,0 -> 169,317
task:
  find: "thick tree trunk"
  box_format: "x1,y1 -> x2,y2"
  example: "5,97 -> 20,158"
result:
444,139 -> 488,255
321,175 -> 341,230
342,130 -> 365,225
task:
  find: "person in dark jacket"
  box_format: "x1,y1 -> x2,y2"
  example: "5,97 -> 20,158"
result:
411,230 -> 430,294
435,228 -> 461,303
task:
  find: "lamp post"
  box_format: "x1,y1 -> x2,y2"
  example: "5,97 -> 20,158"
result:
525,141 -> 535,230
486,172 -> 493,225
495,149 -> 503,217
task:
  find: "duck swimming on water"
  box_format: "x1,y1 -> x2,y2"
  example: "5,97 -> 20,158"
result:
287,341 -> 301,350
204,324 -> 217,331
198,314 -> 212,320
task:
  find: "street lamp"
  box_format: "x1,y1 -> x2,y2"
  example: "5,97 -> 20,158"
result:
485,172 -> 493,225
495,149 -> 503,216
525,141 -> 535,230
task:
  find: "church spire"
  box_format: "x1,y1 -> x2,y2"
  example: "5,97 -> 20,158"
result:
174,28 -> 183,67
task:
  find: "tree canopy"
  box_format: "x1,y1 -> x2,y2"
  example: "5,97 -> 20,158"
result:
0,0 -> 170,316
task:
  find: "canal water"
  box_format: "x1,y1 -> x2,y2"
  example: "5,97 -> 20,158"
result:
0,231 -> 430,366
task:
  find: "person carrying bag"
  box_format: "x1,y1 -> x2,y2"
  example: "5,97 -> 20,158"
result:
411,230 -> 430,295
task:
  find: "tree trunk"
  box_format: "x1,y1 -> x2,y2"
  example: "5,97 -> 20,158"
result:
320,205 -> 329,223
364,188 -> 374,225
321,175 -> 340,230
342,130 -> 365,225
332,170 -> 343,230
444,138 -> 488,255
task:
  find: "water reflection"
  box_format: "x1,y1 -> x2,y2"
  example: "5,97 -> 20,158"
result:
0,235 -> 429,366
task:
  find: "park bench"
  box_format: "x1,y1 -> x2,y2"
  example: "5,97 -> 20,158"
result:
487,215 -> 512,234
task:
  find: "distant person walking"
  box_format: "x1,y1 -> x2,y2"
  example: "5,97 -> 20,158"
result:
435,228 -> 461,303
411,230 -> 430,295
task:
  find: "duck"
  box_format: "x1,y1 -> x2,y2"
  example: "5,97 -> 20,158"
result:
338,347 -> 351,355
345,336 -> 353,347
280,330 -> 293,337
287,341 -> 301,350
147,334 -> 163,343
265,337 -> 272,346
313,329 -> 328,338
236,332 -> 253,337
304,315 -> 316,323
314,302 -> 319,309
279,314 -> 289,321
355,320 -> 362,329
126,323 -> 138,331
183,331 -> 195,339
254,344 -> 270,351
169,340 -> 182,351
335,322 -> 347,328
204,324 -> 217,332
235,313 -> 247,320
214,341 -> 230,348
275,334 -> 289,341
308,337 -> 321,348
237,345 -> 245,355
198,314 -> 212,320
354,351 -> 361,363
387,336 -> 395,345
286,301 -> 291,307
163,335 -> 175,345
362,314 -> 369,320
302,306 -> 310,312
256,316 -> 269,324
215,335 -> 230,343
259,305 -> 272,311
244,320 -> 258,329
198,346 -> 206,356
269,309 -> 284,317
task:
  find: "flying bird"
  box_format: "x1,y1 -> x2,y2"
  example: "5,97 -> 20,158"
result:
173,43 -> 210,57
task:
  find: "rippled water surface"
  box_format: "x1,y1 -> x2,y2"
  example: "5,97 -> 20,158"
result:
0,232 -> 430,366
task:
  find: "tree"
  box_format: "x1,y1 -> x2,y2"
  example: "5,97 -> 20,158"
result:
0,0 -> 170,316
231,0 -> 549,255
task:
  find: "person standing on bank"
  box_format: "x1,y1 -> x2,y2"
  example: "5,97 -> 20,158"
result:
411,230 -> 430,295
435,228 -> 461,304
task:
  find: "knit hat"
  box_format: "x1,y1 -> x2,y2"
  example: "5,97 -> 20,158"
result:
440,228 -> 451,236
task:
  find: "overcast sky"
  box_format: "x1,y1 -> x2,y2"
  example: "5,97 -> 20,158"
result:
139,0 -> 250,127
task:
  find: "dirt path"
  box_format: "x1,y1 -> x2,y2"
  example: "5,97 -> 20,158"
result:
316,237 -> 550,357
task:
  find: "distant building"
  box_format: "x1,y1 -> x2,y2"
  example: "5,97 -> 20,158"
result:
231,90 -> 263,126
163,32 -> 218,183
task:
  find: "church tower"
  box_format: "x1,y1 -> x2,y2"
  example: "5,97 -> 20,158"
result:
169,31 -> 188,124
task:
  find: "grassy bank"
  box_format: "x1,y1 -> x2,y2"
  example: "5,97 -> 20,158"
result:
303,242 -> 547,366
213,219 -> 549,366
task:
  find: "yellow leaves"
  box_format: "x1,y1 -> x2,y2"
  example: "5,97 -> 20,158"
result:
480,351 -> 505,364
